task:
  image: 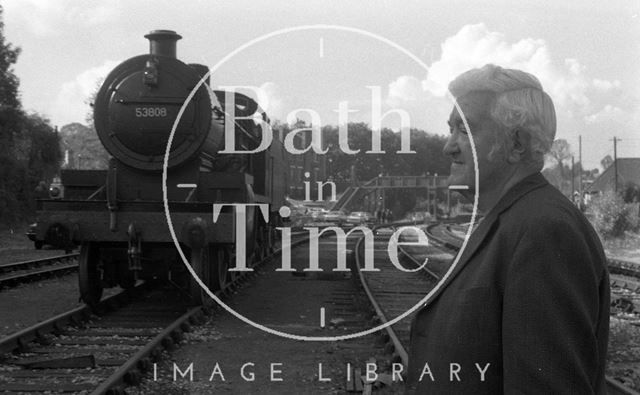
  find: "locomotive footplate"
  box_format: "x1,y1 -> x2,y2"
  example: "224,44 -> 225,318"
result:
35,200 -> 235,245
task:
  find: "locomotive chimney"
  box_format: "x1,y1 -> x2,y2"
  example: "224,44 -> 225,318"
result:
144,30 -> 182,58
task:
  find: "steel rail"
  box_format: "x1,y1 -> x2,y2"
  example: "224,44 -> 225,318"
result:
0,262 -> 78,287
352,221 -> 442,369
0,253 -> 80,288
354,228 -> 409,367
0,283 -> 145,355
610,274 -> 640,292
0,253 -> 79,272
92,306 -> 204,394
94,234 -> 312,394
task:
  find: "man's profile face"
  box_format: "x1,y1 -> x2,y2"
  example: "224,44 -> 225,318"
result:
443,91 -> 508,194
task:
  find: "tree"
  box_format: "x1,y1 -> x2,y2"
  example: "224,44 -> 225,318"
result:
320,123 -> 448,187
622,182 -> 640,204
0,3 -> 22,153
0,5 -> 20,110
26,114 -> 62,179
546,139 -> 572,178
0,7 -> 61,223
590,190 -> 638,238
60,123 -> 109,169
0,112 -> 61,223
600,154 -> 613,171
0,5 -> 24,224
407,129 -> 449,176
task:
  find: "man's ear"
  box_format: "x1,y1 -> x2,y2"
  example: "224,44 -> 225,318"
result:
506,129 -> 529,164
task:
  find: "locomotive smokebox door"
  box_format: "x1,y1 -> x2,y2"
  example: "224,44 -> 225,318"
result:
93,30 -> 219,171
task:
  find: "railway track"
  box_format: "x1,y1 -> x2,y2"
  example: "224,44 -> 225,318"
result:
354,221 -> 640,395
611,275 -> 640,293
0,282 -> 206,394
442,223 -> 640,280
351,223 -> 451,386
0,235 -> 309,394
0,254 -> 79,289
610,257 -> 640,279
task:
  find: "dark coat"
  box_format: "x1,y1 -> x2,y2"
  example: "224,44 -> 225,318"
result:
406,173 -> 609,394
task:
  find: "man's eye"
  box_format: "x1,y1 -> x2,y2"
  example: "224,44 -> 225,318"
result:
458,123 -> 468,134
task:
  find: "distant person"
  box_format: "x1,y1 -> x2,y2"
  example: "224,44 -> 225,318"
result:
385,208 -> 393,222
406,65 -> 609,394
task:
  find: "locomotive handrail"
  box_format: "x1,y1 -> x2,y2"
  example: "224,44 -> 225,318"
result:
115,97 -> 188,104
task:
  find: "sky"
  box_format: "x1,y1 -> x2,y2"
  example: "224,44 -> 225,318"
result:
4,0 -> 640,170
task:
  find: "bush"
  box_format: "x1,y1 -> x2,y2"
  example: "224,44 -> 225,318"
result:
589,191 -> 639,238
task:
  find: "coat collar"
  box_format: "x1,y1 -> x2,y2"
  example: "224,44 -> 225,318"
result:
421,172 -> 549,308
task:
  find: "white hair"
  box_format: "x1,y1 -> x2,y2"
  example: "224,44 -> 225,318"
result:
448,64 -> 556,168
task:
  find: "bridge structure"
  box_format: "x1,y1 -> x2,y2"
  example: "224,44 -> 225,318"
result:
329,175 -> 458,219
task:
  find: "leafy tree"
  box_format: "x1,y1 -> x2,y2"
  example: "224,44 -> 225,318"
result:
320,123 -> 448,186
0,7 -> 62,223
590,190 -> 638,238
407,129 -> 449,176
0,5 -> 24,224
0,5 -> 20,110
600,154 -> 613,171
622,182 -> 640,204
84,80 -> 103,125
25,114 -> 62,182
60,123 -> 109,169
0,112 -> 61,223
0,3 -> 22,156
546,139 -> 572,178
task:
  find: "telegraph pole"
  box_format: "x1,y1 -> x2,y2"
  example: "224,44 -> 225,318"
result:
571,155 -> 575,202
578,135 -> 582,196
612,136 -> 620,193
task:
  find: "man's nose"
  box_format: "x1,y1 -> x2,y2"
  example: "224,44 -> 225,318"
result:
443,134 -> 459,157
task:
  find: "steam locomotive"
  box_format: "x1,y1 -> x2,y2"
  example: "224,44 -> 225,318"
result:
34,30 -> 288,305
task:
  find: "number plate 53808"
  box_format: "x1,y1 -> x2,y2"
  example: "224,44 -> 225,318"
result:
135,107 -> 167,117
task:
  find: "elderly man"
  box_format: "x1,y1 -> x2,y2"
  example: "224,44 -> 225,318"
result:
406,65 -> 609,394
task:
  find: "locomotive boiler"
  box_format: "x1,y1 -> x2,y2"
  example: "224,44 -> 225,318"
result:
34,30 -> 288,305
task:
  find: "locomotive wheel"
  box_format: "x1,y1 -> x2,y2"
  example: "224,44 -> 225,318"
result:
225,247 -> 239,283
188,246 -> 209,306
251,229 -> 267,266
254,243 -> 266,264
189,246 -> 227,306
78,242 -> 103,306
211,247 -> 228,292
268,227 -> 276,254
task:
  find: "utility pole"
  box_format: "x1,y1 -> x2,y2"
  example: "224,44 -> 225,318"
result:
612,136 -> 620,193
578,135 -> 582,197
571,155 -> 575,202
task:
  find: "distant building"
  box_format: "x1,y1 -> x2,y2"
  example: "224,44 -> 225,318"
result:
285,129 -> 326,201
587,158 -> 640,194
